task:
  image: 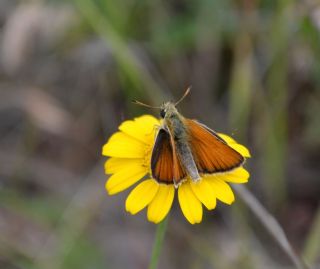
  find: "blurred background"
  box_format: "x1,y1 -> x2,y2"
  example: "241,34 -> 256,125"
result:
0,0 -> 320,268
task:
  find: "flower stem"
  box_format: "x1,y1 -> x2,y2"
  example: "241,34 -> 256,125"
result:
149,217 -> 169,269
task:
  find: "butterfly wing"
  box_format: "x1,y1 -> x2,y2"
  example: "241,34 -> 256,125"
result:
151,128 -> 186,185
185,119 -> 244,174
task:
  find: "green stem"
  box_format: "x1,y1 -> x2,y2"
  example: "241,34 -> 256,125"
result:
149,217 -> 169,269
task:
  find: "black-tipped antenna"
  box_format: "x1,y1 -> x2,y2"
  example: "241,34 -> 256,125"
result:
132,100 -> 160,109
175,86 -> 191,106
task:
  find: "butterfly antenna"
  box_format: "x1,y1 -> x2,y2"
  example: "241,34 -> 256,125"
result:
175,86 -> 191,106
132,100 -> 160,109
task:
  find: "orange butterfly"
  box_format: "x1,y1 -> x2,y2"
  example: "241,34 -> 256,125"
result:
134,88 -> 245,187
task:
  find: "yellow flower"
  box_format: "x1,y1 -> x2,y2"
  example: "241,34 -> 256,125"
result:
102,115 -> 250,224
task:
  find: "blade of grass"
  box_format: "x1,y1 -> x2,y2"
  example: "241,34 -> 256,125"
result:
303,206 -> 320,266
233,185 -> 309,269
73,0 -> 168,102
262,0 -> 294,207
228,32 -> 253,140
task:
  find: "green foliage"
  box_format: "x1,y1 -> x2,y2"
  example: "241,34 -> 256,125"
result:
1,0 -> 320,268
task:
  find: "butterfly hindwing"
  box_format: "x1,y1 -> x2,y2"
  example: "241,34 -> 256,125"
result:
151,128 -> 186,184
185,119 -> 244,174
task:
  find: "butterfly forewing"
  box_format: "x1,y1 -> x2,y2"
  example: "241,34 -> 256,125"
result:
185,119 -> 244,174
151,128 -> 186,184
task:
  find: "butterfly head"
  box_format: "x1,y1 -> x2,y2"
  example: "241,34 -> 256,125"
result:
132,87 -> 191,119
160,102 -> 178,119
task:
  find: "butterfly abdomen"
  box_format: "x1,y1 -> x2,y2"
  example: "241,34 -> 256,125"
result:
175,139 -> 201,181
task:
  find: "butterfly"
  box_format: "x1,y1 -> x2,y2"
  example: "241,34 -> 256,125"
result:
133,88 -> 245,188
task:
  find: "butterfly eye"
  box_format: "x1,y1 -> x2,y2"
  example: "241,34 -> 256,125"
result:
160,109 -> 166,118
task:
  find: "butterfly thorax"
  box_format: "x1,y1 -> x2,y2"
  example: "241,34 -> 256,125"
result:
160,102 -> 186,139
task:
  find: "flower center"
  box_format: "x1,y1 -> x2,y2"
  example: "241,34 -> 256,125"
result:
143,143 -> 153,173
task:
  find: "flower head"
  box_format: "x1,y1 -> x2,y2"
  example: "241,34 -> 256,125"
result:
102,115 -> 250,224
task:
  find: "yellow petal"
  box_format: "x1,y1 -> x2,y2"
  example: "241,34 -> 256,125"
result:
217,133 -> 251,158
178,182 -> 203,224
125,179 -> 159,215
147,184 -> 174,224
102,132 -> 145,158
105,164 -> 147,195
104,158 -> 144,174
207,177 -> 235,205
217,133 -> 237,144
119,115 -> 159,144
216,167 -> 250,183
230,144 -> 251,158
190,179 -> 216,210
